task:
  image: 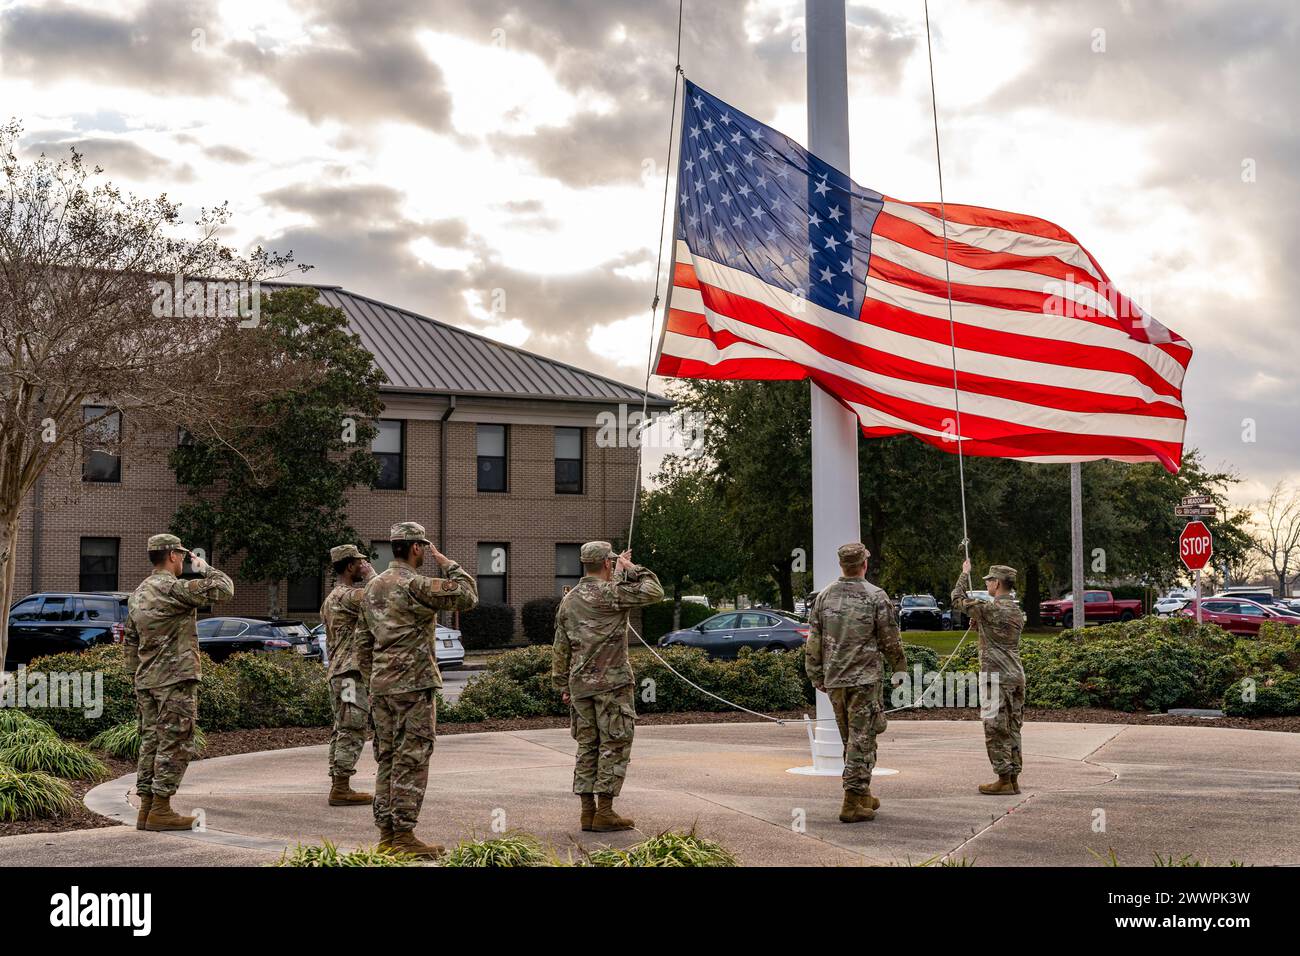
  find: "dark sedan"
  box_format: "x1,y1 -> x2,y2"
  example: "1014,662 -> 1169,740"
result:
196,617 -> 321,663
898,595 -> 946,631
658,609 -> 809,658
5,592 -> 129,666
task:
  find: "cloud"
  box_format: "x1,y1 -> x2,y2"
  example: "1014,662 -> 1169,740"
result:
21,134 -> 193,181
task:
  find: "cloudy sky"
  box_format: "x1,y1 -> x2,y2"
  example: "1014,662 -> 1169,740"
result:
2,0 -> 1295,503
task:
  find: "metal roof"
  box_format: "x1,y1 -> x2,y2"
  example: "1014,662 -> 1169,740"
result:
267,283 -> 671,407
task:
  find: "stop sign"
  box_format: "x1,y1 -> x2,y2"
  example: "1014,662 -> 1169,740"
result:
1179,520 -> 1214,571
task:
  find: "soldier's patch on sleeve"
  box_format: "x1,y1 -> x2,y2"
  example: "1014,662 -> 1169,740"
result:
440,579 -> 458,591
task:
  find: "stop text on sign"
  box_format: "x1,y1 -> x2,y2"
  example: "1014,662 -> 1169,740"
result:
1179,521 -> 1213,571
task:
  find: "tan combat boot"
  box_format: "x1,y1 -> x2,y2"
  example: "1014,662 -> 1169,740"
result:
328,775 -> 373,806
579,793 -> 596,831
865,787 -> 881,811
839,791 -> 876,823
387,830 -> 445,859
144,796 -> 196,831
978,773 -> 1020,795
377,824 -> 394,849
135,792 -> 154,831
591,794 -> 635,832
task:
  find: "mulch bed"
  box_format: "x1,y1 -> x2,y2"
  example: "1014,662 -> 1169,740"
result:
3,706 -> 1295,839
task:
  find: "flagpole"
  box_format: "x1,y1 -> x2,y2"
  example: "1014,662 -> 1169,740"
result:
1070,461 -> 1085,627
801,0 -> 859,775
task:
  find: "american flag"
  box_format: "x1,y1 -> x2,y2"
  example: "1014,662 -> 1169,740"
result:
654,80 -> 1193,473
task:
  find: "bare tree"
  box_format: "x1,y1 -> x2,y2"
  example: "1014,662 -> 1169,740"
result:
1252,481 -> 1300,597
0,120 -> 313,668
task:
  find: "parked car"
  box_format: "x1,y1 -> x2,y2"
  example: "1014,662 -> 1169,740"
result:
898,595 -> 945,631
195,617 -> 321,663
1154,594 -> 1192,617
1179,598 -> 1300,636
1040,590 -> 1142,627
4,592 -> 129,666
949,590 -> 1020,629
659,609 -> 809,658
307,621 -> 465,670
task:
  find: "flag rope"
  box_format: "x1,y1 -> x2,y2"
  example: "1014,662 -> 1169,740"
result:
622,0 -> 978,726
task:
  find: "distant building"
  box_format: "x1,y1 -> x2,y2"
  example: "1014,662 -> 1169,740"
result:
14,284 -> 671,634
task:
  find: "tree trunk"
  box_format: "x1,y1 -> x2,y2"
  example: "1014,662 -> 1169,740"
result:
267,580 -> 280,619
1024,561 -> 1041,627
0,509 -> 20,672
774,556 -> 795,611
672,584 -> 682,631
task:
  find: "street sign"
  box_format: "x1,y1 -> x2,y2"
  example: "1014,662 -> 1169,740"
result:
1175,505 -> 1217,517
1179,521 -> 1213,571
1180,494 -> 1213,507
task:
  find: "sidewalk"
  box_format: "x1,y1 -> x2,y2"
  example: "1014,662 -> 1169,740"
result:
5,720 -> 1298,866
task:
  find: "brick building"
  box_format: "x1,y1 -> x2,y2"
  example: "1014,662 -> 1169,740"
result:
13,285 -> 671,630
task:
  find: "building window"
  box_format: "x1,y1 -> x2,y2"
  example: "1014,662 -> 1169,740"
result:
556,544 -> 582,594
477,542 -> 508,604
370,541 -> 395,570
82,406 -> 122,482
287,573 -> 323,613
372,419 -> 405,490
555,427 -> 583,494
476,424 -> 507,492
79,537 -> 120,592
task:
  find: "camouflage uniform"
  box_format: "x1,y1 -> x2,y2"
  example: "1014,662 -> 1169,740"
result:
123,534 -> 234,797
804,543 -> 905,794
320,544 -> 374,781
551,542 -> 664,796
952,565 -> 1026,776
358,523 -> 477,833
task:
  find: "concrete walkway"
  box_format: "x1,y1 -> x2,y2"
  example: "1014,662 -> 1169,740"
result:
4,720 -> 1298,866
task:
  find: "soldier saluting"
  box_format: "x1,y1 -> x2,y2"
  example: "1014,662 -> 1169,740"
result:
805,543 -> 905,823
359,522 -> 477,858
951,558 -> 1026,795
551,542 -> 663,833
319,544 -> 376,808
123,534 -> 234,831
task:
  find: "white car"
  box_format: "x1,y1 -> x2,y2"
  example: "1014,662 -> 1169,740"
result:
1154,595 -> 1191,617
310,623 -> 465,669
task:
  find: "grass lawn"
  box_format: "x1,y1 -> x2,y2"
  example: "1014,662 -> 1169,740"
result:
901,627 -> 1056,657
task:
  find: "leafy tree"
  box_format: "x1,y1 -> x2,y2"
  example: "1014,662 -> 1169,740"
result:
1251,481 -> 1300,596
169,288 -> 384,615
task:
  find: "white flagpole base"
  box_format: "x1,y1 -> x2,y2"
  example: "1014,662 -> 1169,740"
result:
787,700 -> 898,776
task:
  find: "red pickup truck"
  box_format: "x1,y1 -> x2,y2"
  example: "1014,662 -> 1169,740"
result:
1040,590 -> 1144,626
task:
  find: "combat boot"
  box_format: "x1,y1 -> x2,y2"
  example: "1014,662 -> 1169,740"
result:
865,787 -> 881,811
978,773 -> 1020,795
579,793 -> 596,831
591,794 -> 634,832
377,824 -> 394,848
144,796 -> 196,831
328,775 -> 373,806
839,791 -> 875,823
135,792 -> 153,831
387,830 -> 445,859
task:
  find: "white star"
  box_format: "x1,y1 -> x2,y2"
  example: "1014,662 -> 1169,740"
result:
756,174 -> 768,189
687,213 -> 698,227
743,152 -> 756,167
702,118 -> 714,133
732,214 -> 744,228
775,166 -> 791,181
693,95 -> 703,108
709,168 -> 722,183
840,258 -> 853,274
836,291 -> 851,308
737,183 -> 752,199
720,111 -> 732,126
694,180 -> 705,193
845,230 -> 858,244
750,205 -> 763,219
820,267 -> 835,283
765,149 -> 778,162
689,126 -> 700,140
814,177 -> 830,197
725,161 -> 738,176
808,211 -> 822,228
824,234 -> 841,252
827,205 -> 843,222
698,148 -> 710,162
730,131 -> 743,145
713,141 -> 725,155
765,227 -> 779,241
720,191 -> 733,206
684,158 -> 694,173
702,201 -> 713,216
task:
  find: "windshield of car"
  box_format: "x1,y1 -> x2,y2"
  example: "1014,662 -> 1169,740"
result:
272,624 -> 310,638
901,596 -> 937,608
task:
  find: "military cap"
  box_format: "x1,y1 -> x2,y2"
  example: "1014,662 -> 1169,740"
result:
330,544 -> 365,563
983,564 -> 1018,583
148,533 -> 185,552
837,542 -> 870,564
580,541 -> 615,563
390,521 -> 432,544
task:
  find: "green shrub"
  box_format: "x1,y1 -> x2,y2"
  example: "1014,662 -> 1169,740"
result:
459,603 -> 517,649
521,597 -> 561,646
21,644 -> 135,739
273,840 -> 418,867
223,652 -> 332,729
582,829 -> 738,867
198,656 -> 244,731
1222,671 -> 1300,716
641,601 -> 715,642
89,719 -> 208,760
0,711 -> 57,738
0,765 -> 77,821
0,735 -> 109,780
447,670 -> 555,722
440,832 -> 550,867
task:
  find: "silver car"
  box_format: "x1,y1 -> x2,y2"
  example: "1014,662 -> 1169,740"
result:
309,622 -> 465,669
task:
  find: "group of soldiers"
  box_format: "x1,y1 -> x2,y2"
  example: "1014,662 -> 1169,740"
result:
122,525 -> 664,857
804,543 -> 1026,822
122,524 -> 1021,851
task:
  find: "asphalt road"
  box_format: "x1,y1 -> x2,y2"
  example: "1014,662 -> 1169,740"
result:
439,666 -> 474,703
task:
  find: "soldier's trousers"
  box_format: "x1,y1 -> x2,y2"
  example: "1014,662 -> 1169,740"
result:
983,682 -> 1025,776
570,684 -> 636,796
136,680 -> 199,798
371,689 -> 435,832
328,672 -> 370,779
828,683 -> 887,793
